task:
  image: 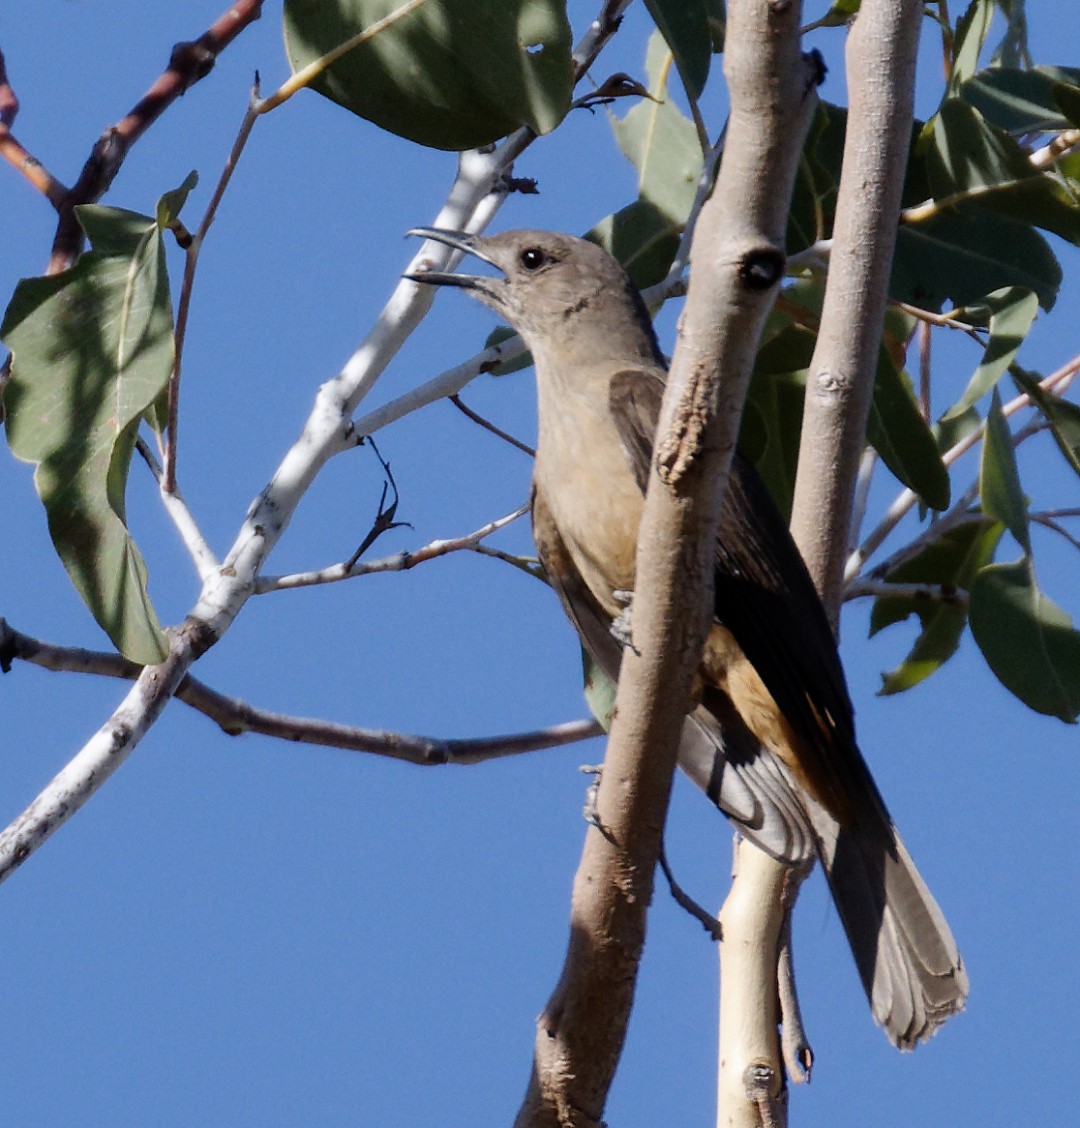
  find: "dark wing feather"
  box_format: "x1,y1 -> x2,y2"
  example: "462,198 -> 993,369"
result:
607,368 -> 888,828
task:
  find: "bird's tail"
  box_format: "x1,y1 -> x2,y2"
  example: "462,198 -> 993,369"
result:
806,798 -> 969,1049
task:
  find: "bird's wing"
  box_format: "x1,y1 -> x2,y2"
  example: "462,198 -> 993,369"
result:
607,367 -> 887,828
531,484 -> 624,682
532,476 -> 816,861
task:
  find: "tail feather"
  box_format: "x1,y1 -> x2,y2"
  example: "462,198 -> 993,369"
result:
807,799 -> 968,1049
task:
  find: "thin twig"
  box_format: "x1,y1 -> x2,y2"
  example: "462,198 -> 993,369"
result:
48,0 -> 266,272
165,84 -> 261,493
0,618 -> 600,765
449,394 -> 535,456
257,504 -> 529,592
657,842 -> 723,941
847,356 -> 1080,581
0,47 -> 67,206
135,438 -> 219,580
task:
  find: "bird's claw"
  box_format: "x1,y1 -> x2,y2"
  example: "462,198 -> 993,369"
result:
580,763 -> 604,829
610,589 -> 636,650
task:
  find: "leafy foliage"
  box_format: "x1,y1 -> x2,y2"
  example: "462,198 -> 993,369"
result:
1,192 -> 192,663
283,0 -> 574,150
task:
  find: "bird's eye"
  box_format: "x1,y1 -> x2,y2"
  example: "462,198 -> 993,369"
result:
519,247 -> 547,271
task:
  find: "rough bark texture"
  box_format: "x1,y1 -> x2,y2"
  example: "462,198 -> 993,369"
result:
515,2 -> 818,1124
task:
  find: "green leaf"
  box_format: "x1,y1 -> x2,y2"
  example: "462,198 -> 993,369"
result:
959,66 -> 1080,133
924,99 -> 1080,245
587,199 -> 683,291
990,0 -> 1031,68
1053,80 -> 1080,129
926,97 -> 1034,196
482,325 -> 532,376
581,647 -> 617,731
813,0 -> 860,28
156,170 -> 199,230
941,286 -> 1038,420
1011,366 -> 1080,477
892,205 -> 1061,312
948,0 -> 994,96
611,30 -> 704,225
643,0 -> 711,102
979,386 -> 1030,551
2,203 -> 177,663
743,367 -> 807,522
867,350 -> 951,511
970,558 -> 1080,721
870,518 -> 1003,693
283,0 -> 573,151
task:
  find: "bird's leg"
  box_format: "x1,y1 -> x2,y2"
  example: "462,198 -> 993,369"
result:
610,588 -> 637,651
579,763 -> 610,836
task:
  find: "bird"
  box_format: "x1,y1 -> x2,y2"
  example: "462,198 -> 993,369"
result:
405,226 -> 967,1049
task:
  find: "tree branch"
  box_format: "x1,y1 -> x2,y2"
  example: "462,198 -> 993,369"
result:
515,4 -> 818,1124
48,0 -> 266,273
790,0 -> 924,617
0,0 -> 637,886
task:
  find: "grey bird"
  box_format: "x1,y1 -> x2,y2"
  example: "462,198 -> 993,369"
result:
406,227 -> 968,1049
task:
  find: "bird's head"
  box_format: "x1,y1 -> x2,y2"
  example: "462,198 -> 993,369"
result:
404,228 -> 663,368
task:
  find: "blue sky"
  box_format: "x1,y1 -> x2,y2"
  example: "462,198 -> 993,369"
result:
1,3 -> 1078,1125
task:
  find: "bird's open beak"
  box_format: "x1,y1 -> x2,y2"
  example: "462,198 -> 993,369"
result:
403,227 -> 501,289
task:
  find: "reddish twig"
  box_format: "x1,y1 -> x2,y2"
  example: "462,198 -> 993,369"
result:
0,46 -> 67,206
45,0 -> 265,273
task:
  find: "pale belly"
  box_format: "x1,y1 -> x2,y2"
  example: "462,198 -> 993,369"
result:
533,409 -> 643,618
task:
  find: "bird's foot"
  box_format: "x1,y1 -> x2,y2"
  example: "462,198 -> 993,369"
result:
579,764 -> 604,830
610,589 -> 637,651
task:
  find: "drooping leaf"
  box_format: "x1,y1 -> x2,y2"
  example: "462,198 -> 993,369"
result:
1011,366 -> 1080,478
870,518 -> 1003,693
941,286 -> 1038,419
867,350 -> 951,511
959,65 -> 1080,133
892,205 -> 1061,311
611,30 -> 704,226
581,646 -> 617,731
2,202 -> 180,663
1053,80 -> 1080,129
948,0 -> 994,96
924,99 -> 1080,245
990,0 -> 1031,68
643,0 -> 711,102
283,0 -> 573,151
979,386 -> 1030,551
970,558 -> 1080,721
743,367 -> 808,521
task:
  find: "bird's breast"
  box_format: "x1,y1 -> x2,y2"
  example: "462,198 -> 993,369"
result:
533,393 -> 643,618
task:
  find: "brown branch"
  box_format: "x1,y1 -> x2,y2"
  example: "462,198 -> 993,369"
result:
0,617 -> 601,765
515,3 -> 818,1124
449,394 -> 536,457
46,0 -> 265,273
